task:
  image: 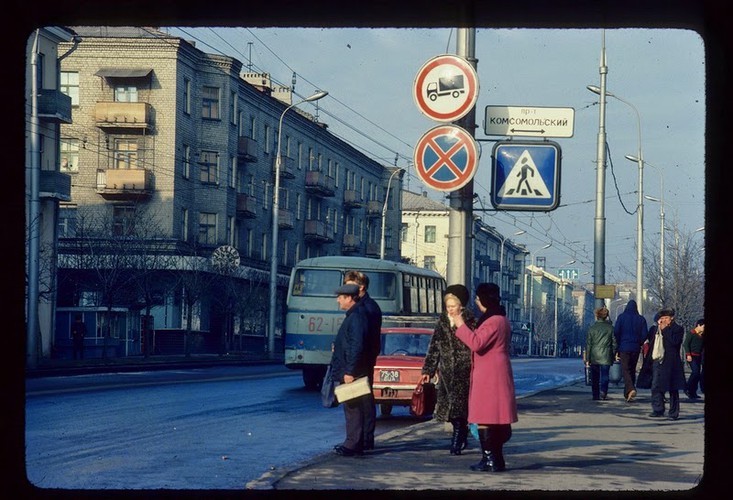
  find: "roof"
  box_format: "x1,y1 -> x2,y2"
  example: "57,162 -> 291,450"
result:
401,190 -> 448,211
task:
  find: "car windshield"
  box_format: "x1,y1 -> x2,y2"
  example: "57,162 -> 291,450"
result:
381,333 -> 431,357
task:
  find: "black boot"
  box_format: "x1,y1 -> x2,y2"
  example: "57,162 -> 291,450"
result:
470,427 -> 496,471
458,422 -> 469,452
489,425 -> 512,472
449,420 -> 463,455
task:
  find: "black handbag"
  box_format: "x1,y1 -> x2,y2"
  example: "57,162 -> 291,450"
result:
320,365 -> 339,408
410,380 -> 436,417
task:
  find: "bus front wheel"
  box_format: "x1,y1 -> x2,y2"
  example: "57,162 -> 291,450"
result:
303,366 -> 327,391
380,404 -> 393,416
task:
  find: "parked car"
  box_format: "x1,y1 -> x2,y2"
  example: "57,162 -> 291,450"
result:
372,327 -> 435,416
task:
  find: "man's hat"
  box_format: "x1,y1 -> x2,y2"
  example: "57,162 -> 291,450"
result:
335,284 -> 360,296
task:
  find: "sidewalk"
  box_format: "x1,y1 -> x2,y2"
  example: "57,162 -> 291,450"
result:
248,380 -> 706,492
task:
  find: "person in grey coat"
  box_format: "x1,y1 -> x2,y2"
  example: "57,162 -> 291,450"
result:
648,308 -> 687,420
420,284 -> 477,455
584,306 -> 617,400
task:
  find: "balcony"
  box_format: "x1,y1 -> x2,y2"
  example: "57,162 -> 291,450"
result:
236,194 -> 257,218
96,168 -> 153,200
341,233 -> 361,253
272,155 -> 295,179
94,101 -> 153,130
505,268 -> 519,279
237,137 -> 258,162
506,293 -> 520,303
366,200 -> 382,217
476,254 -> 500,272
343,189 -> 363,209
304,219 -> 334,243
278,209 -> 294,230
365,243 -> 380,257
304,171 -> 335,197
39,170 -> 71,201
37,89 -> 72,123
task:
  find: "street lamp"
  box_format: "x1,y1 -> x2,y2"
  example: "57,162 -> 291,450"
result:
527,242 -> 551,356
381,167 -> 404,259
635,156 -> 665,301
269,90 -> 328,358
588,84 -> 644,314
499,230 -> 526,301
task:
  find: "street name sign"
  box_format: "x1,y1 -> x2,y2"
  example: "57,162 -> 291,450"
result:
413,124 -> 479,192
413,54 -> 479,122
484,105 -> 575,138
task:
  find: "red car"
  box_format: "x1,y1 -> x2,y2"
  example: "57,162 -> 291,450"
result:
372,327 -> 435,416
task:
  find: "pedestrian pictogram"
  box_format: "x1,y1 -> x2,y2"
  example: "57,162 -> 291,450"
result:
413,54 -> 479,122
413,125 -> 479,192
491,141 -> 561,211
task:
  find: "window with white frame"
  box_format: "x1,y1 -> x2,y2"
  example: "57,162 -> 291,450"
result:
264,125 -> 271,154
182,144 -> 190,179
425,225 -> 436,243
114,85 -> 138,103
58,206 -> 77,238
424,256 -> 436,271
113,139 -> 138,169
202,86 -> 220,119
228,156 -> 236,188
60,138 -> 79,172
60,71 -> 79,106
181,208 -> 189,242
230,91 -> 237,125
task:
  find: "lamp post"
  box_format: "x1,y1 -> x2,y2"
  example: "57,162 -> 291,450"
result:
527,242 -> 551,356
499,230 -> 526,300
381,167 -> 404,259
588,84 -> 644,314
268,90 -> 328,358
640,160 -> 665,301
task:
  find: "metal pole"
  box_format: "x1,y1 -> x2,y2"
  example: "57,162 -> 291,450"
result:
381,168 -> 403,259
592,32 -> 608,311
27,30 -> 41,369
554,281 -> 559,357
447,28 -> 476,288
528,256 -> 534,356
269,91 -> 327,358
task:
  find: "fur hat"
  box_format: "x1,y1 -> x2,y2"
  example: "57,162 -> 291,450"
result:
444,284 -> 469,307
475,282 -> 501,308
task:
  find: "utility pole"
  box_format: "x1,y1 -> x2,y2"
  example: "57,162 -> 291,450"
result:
27,30 -> 41,369
447,28 -> 477,289
592,31 -> 608,310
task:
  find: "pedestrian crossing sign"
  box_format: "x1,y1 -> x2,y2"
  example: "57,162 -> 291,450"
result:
490,141 -> 561,211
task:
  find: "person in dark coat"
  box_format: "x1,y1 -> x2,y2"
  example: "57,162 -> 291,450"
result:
637,312 -> 660,390
343,270 -> 383,451
648,308 -> 687,420
683,318 -> 705,400
330,284 -> 371,456
613,300 -> 648,402
420,284 -> 476,455
71,314 -> 87,360
584,306 -> 617,400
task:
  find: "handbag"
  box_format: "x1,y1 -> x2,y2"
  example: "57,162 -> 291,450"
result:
409,380 -> 436,417
652,331 -> 665,361
320,365 -> 339,408
334,376 -> 371,403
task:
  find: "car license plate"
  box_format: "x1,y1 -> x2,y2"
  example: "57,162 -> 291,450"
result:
379,369 -> 400,382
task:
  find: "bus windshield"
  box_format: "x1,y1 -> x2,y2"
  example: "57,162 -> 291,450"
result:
291,269 -> 396,300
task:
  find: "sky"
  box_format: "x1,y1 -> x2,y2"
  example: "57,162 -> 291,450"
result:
163,26 -> 706,286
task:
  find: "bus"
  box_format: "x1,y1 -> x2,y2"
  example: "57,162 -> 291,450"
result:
284,256 -> 446,389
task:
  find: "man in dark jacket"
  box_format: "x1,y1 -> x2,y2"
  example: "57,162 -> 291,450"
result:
330,283 -> 371,457
344,271 -> 382,451
683,318 -> 705,399
649,308 -> 687,420
613,300 -> 648,402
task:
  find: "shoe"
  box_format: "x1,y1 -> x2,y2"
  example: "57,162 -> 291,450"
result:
648,412 -> 664,418
688,393 -> 700,400
333,445 -> 363,457
668,415 -> 679,420
600,392 -> 608,400
363,441 -> 374,451
626,389 -> 637,402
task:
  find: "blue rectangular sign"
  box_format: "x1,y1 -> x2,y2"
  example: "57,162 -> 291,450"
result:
491,141 -> 561,211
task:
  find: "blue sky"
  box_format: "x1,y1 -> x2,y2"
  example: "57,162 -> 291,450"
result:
165,27 -> 705,285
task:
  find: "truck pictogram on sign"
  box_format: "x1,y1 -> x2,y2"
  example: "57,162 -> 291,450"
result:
426,75 -> 465,101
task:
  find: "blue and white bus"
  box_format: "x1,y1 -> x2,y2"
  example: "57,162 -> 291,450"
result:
284,256 -> 446,389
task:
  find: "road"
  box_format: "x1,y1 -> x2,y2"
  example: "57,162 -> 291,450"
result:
24,357 -> 584,490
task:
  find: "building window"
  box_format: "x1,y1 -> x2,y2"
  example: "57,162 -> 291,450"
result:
58,206 -> 77,237
226,216 -> 235,246
113,139 -> 138,169
60,139 -> 79,172
425,225 -> 436,243
183,78 -> 191,115
181,208 -> 189,242
199,150 -> 219,184
114,85 -> 138,103
264,125 -> 271,154
113,206 -> 136,237
249,116 -> 256,139
334,162 -> 340,187
296,193 -> 302,220
308,147 -> 314,170
297,142 -> 303,170
424,256 -> 436,271
182,144 -> 190,179
228,155 -> 236,189
60,71 -> 79,106
202,85 -> 220,120
198,212 -> 217,245
230,91 -> 237,125
401,223 -> 408,242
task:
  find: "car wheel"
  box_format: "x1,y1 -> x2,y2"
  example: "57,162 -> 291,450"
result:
380,403 -> 393,416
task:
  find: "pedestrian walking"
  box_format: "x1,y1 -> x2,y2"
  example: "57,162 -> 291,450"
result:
71,314 -> 87,360
584,306 -> 617,400
683,318 -> 704,400
613,300 -> 648,402
420,284 -> 476,455
452,283 -> 517,472
343,270 -> 382,451
330,284 -> 371,457
648,308 -> 687,420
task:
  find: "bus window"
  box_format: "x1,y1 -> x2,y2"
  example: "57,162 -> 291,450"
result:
410,275 -> 419,314
367,272 -> 396,300
292,269 -> 342,296
427,278 -> 436,313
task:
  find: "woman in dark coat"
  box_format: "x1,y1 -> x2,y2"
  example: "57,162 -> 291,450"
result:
649,308 -> 687,420
420,284 -> 477,455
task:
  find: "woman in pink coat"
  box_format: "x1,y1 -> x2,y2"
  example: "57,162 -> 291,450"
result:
452,282 -> 518,472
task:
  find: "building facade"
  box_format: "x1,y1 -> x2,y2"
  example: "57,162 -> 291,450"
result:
49,26 -> 402,359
